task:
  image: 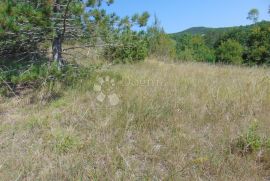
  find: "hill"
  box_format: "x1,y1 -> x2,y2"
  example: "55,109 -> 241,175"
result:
169,21 -> 270,49
169,26 -> 234,48
169,21 -> 270,38
170,26 -> 233,36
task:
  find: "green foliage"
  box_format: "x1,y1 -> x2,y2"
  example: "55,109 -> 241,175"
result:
171,21 -> 270,65
0,0 -> 149,64
190,35 -> 216,62
51,128 -> 80,154
103,13 -> 151,66
170,27 -> 232,48
0,0 -> 51,56
170,27 -> 232,37
267,139 -> 270,150
216,39 -> 243,64
26,117 -> 49,130
154,34 -> 176,60
0,1 -> 51,32
0,62 -> 97,96
103,31 -> 148,63
247,8 -> 260,24
177,48 -> 194,62
245,121 -> 262,151
215,21 -> 270,65
0,0 -> 150,97
173,34 -> 215,62
147,17 -> 176,61
194,45 -> 216,63
132,12 -> 150,27
215,27 -> 250,48
235,121 -> 269,154
245,25 -> 270,65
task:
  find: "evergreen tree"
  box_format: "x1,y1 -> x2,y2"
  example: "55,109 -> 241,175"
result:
0,0 -> 51,59
147,15 -> 176,61
0,0 -> 149,67
247,9 -> 259,24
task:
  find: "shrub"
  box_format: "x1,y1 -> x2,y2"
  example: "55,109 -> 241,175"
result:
216,39 -> 244,64
233,120 -> 269,155
147,23 -> 176,61
176,45 -> 215,63
150,33 -> 177,61
245,121 -> 263,151
103,31 -> 148,63
194,45 -> 216,63
177,48 -> 195,61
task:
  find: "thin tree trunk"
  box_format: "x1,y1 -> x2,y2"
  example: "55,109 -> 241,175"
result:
52,0 -> 64,68
52,34 -> 64,67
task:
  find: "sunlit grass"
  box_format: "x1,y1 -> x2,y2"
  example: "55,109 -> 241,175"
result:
0,59 -> 270,180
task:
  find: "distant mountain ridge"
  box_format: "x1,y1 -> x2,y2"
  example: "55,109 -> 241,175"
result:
168,26 -> 237,48
170,26 -> 237,37
170,21 -> 270,37
169,21 -> 270,47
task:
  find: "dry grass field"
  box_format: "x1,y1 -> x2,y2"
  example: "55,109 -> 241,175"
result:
0,59 -> 270,180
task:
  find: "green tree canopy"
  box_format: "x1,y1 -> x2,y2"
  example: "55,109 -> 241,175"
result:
147,16 -> 176,61
0,0 -> 149,66
216,39 -> 244,64
247,8 -> 260,24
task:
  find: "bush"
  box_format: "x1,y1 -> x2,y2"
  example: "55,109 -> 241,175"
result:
177,48 -> 195,61
149,33 -> 176,61
233,120 -> 270,155
103,31 -> 148,63
177,46 -> 215,63
193,44 -> 216,63
216,39 -> 244,64
147,23 -> 176,61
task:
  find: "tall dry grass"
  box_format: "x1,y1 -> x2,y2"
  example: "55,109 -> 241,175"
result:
0,59 -> 270,180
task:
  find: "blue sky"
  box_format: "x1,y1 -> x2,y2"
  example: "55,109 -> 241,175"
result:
103,0 -> 270,33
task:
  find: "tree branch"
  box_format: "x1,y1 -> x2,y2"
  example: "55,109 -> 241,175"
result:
62,0 -> 73,38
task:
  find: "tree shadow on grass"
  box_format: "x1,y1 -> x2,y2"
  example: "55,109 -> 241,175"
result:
0,52 -> 50,97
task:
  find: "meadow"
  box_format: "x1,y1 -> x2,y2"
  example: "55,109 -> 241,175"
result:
0,59 -> 270,180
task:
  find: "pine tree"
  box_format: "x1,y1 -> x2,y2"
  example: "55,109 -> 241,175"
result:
0,0 -> 51,58
247,8 -> 260,24
0,0 -> 149,67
